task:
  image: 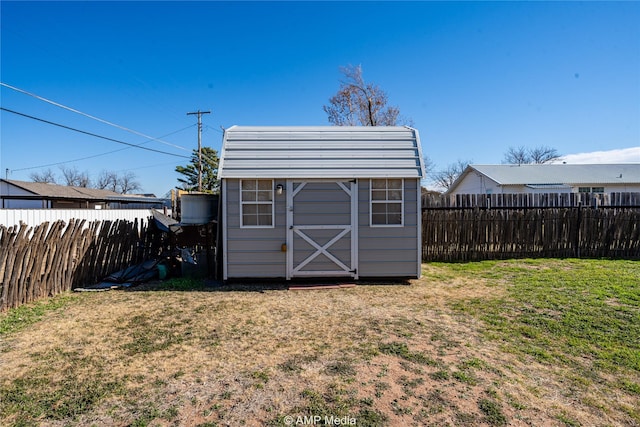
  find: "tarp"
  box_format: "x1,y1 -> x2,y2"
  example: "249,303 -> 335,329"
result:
74,259 -> 160,291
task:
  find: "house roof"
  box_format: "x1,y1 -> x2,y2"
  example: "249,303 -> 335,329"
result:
465,164 -> 640,186
218,126 -> 425,179
1,179 -> 162,203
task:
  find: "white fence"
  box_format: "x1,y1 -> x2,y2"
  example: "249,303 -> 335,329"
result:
0,209 -> 155,228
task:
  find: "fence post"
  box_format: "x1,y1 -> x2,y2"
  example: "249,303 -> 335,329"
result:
575,202 -> 582,258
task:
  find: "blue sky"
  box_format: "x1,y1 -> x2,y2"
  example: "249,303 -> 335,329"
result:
1,1 -> 639,196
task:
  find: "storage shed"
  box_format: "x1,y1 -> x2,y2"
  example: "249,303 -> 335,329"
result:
218,126 -> 425,280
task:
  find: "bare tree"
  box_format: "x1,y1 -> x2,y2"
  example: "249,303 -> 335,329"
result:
529,146 -> 561,164
29,168 -> 57,184
59,165 -> 90,187
423,155 -> 436,179
503,146 -> 530,165
432,160 -> 471,191
95,170 -> 118,192
324,65 -> 410,126
117,171 -> 141,194
503,145 -> 561,165
28,167 -> 142,193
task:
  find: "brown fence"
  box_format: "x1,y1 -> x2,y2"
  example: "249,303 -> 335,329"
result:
0,218 -> 160,312
422,207 -> 640,262
422,192 -> 640,209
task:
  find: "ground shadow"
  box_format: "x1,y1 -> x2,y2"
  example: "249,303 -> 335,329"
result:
123,277 -> 412,293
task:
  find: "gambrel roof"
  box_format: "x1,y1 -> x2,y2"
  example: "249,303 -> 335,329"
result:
218,126 -> 425,179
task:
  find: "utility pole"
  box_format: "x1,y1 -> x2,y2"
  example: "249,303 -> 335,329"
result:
186,110 -> 211,192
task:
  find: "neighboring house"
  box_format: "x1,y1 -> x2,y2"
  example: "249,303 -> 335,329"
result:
217,126 -> 426,280
0,179 -> 164,209
447,164 -> 640,196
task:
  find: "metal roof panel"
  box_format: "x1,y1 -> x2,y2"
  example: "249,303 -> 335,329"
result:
470,164 -> 640,185
218,126 -> 425,179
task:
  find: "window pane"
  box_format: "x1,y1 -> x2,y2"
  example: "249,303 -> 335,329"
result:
258,180 -> 272,190
371,190 -> 387,201
372,179 -> 386,190
372,213 -> 386,225
257,214 -> 272,226
372,204 -> 387,214
592,187 -> 604,193
257,204 -> 272,214
242,214 -> 257,226
388,179 -> 402,189
387,203 -> 402,214
242,180 -> 256,190
243,204 -> 257,214
242,190 -> 256,202
257,190 -> 273,202
388,189 -> 402,200
388,213 -> 402,224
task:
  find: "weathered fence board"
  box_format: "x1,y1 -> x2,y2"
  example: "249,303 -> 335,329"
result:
422,207 -> 640,262
0,218 -> 160,312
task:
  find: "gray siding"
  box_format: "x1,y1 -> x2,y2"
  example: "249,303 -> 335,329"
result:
224,178 -> 421,279
225,179 -> 287,278
357,179 -> 420,278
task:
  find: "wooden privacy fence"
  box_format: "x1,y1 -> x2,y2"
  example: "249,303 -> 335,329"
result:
0,218 -> 159,312
422,192 -> 640,209
422,207 -> 640,262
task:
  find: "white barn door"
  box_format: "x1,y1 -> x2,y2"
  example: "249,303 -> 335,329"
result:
286,180 -> 358,280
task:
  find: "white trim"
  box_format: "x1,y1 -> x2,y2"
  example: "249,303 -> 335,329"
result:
351,180 -> 359,280
370,178 -> 405,227
286,179 -> 294,280
222,179 -> 228,281
239,179 -> 275,228
416,180 -> 422,279
292,271 -> 357,277
293,225 -> 350,230
337,181 -> 351,195
407,126 -> 426,178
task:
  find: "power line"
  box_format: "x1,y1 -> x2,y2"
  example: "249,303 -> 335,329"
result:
1,107 -> 191,159
1,82 -> 191,152
10,124 -> 196,172
1,82 -> 221,165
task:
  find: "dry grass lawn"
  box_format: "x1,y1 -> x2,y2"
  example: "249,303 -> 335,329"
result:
1,259 -> 638,426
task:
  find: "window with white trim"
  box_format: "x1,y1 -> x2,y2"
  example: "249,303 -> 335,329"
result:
579,186 -> 605,193
240,179 -> 273,227
370,178 -> 403,226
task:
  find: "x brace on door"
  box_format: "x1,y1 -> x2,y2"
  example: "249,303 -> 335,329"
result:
291,226 -> 351,275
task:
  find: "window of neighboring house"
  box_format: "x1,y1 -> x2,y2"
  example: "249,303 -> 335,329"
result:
370,178 -> 404,226
579,186 -> 605,193
240,179 -> 274,227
